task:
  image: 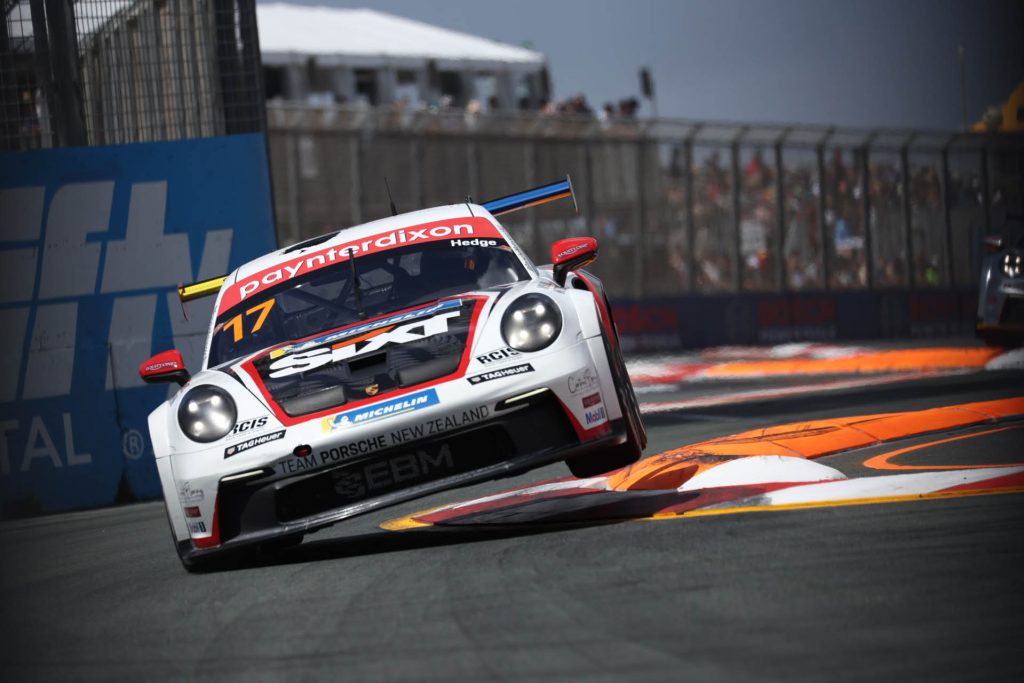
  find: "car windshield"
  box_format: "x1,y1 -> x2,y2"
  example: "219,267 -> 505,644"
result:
208,240 -> 530,366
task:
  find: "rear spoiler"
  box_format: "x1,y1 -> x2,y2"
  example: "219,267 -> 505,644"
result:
481,175 -> 578,216
176,176 -> 577,302
178,275 -> 228,303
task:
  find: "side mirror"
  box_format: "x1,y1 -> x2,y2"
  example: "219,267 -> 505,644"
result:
983,235 -> 1004,254
551,237 -> 598,287
139,350 -> 190,386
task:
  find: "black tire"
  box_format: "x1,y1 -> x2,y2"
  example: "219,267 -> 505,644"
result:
976,327 -> 1023,348
164,504 -> 204,573
566,291 -> 646,478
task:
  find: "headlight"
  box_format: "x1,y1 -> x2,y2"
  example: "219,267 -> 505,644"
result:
177,385 -> 237,443
501,294 -> 562,352
1002,252 -> 1022,279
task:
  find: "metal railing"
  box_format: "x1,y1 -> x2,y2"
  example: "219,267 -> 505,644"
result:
267,104 -> 1024,298
1,0 -> 263,150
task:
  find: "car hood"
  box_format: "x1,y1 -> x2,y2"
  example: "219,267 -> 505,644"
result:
231,295 -> 488,420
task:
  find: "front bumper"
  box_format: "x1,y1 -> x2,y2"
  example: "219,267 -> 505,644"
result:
978,269 -> 1024,333
177,390 -> 625,564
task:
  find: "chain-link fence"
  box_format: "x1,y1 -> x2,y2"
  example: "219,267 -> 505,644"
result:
267,104 -> 1024,298
1,0 -> 263,150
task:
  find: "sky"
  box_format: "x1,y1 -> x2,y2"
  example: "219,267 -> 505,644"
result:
262,0 -> 1024,131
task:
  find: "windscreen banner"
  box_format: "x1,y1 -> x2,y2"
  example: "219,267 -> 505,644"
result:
0,134 -> 276,517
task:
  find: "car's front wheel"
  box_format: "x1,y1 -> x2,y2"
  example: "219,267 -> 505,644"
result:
566,292 -> 645,478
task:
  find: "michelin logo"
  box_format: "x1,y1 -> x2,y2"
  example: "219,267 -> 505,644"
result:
322,389 -> 439,432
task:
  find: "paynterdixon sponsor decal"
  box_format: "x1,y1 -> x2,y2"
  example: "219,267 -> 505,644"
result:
274,299 -> 463,358
567,368 -> 599,395
321,389 -> 439,433
220,217 -> 501,312
476,347 -> 520,364
268,310 -> 462,378
275,405 -> 489,476
224,429 -> 286,457
467,363 -> 534,385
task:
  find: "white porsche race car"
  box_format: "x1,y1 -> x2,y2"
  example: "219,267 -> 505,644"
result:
140,179 -> 646,570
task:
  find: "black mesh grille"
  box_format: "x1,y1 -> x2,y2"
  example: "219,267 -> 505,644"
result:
275,426 -> 515,522
214,393 -> 580,541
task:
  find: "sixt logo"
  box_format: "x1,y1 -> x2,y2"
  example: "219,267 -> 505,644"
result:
277,299 -> 462,357
268,310 -> 461,379
321,389 -> 439,432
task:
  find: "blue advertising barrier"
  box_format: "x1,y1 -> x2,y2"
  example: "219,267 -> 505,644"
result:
612,289 -> 977,353
0,134 -> 276,517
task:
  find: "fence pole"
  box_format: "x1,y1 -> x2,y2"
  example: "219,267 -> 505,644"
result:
413,137 -> 426,209
730,134 -> 744,291
860,138 -> 874,289
940,145 -> 954,287
525,138 -> 538,255
774,133 -> 787,290
635,136 -> 648,297
684,136 -> 697,292
900,143 -> 915,288
43,0 -> 86,146
816,132 -> 832,289
282,132 -> 301,244
979,146 -> 991,236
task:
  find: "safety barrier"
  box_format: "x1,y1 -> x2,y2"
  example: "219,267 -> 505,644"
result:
0,134 -> 276,517
612,288 -> 976,352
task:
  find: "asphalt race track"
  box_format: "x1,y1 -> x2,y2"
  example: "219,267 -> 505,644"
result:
1,345 -> 1022,681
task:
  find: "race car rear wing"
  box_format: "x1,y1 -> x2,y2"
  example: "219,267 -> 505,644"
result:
481,175 -> 578,216
176,176 -> 577,302
179,275 -> 228,303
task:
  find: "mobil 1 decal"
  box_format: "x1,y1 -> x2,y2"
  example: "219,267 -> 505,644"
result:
467,363 -> 534,385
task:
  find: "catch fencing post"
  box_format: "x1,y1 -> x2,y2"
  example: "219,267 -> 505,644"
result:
979,146 -> 991,237
731,127 -> 747,291
43,0 -> 86,146
635,129 -> 648,297
940,139 -> 955,286
861,132 -> 876,289
816,128 -> 834,289
683,130 -> 698,292
900,135 -> 916,288
774,129 -> 789,290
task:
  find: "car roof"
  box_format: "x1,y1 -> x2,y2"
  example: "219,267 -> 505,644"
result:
229,203 -> 496,284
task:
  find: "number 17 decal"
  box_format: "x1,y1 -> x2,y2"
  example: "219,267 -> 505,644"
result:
223,299 -> 275,342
